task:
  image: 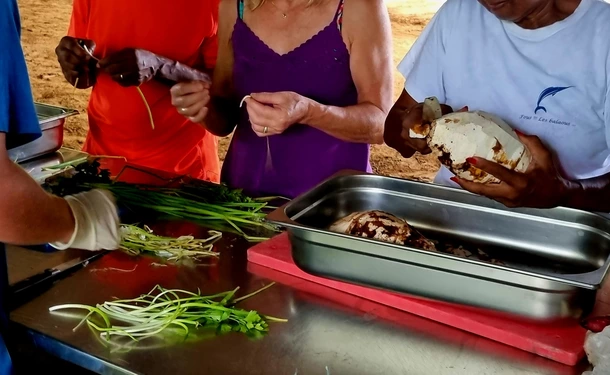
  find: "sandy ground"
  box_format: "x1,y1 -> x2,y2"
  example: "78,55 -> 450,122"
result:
18,0 -> 444,181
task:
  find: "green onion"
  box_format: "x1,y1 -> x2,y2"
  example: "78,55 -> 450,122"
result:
49,284 -> 287,346
119,224 -> 222,261
136,86 -> 155,130
41,156 -> 89,171
44,161 -> 281,241
42,155 -> 126,172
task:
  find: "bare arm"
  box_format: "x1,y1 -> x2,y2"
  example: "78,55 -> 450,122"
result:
0,133 -> 74,245
302,0 -> 393,144
205,0 -> 240,137
169,0 -> 238,136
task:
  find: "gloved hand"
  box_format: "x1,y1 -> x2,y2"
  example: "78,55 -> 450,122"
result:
55,36 -> 97,89
98,48 -> 211,87
51,189 -> 120,251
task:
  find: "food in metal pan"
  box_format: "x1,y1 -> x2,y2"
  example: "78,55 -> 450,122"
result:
410,97 -> 531,183
329,210 -> 437,251
329,210 -> 504,264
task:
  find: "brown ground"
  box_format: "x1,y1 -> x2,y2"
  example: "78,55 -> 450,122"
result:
18,0 -> 442,181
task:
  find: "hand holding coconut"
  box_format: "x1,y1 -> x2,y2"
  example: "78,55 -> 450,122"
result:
389,94 -> 576,209
399,99 -> 438,155
413,98 -> 532,184
452,132 -> 578,209
384,91 -> 454,158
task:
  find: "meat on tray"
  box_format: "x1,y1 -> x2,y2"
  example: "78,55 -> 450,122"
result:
329,210 -> 503,265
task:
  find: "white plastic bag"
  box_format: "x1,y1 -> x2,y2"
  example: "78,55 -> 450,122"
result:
582,361 -> 610,375
584,326 -> 610,374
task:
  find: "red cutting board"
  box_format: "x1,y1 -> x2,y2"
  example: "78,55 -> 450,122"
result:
247,232 -> 588,366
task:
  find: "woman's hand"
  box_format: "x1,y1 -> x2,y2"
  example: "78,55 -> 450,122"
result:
451,132 -> 577,208
170,81 -> 211,124
399,103 -> 435,155
401,103 -> 467,154
98,48 -> 164,87
244,92 -> 309,137
384,90 -> 455,158
55,36 -> 97,89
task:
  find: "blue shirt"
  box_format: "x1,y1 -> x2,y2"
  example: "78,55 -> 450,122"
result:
1,0 -> 42,373
1,0 -> 41,146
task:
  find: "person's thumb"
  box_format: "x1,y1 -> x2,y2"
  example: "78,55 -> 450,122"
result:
250,92 -> 281,105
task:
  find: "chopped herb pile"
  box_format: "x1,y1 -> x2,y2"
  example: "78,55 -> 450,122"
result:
49,283 -> 287,345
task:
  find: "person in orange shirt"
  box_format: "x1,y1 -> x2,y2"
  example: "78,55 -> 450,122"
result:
55,0 -> 220,182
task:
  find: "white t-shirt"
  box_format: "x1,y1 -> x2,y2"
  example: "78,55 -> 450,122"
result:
398,0 -> 610,187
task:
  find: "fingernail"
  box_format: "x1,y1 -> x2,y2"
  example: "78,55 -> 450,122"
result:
450,177 -> 459,183
466,157 -> 477,165
460,106 -> 469,112
514,129 -> 527,136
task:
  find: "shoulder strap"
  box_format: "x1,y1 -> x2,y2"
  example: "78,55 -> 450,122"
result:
238,0 -> 245,20
334,0 -> 345,32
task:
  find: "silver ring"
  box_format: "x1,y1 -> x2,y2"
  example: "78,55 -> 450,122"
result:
263,126 -> 268,134
120,74 -> 124,80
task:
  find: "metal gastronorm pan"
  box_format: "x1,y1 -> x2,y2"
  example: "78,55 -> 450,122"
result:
266,170 -> 610,321
8,103 -> 78,163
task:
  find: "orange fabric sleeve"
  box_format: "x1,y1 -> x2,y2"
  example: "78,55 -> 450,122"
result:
67,0 -> 90,38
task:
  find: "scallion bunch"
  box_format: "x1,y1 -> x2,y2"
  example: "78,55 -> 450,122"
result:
49,283 -> 287,345
119,225 -> 222,261
45,161 -> 281,241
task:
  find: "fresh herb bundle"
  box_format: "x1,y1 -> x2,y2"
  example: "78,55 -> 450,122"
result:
45,161 -> 280,241
49,283 -> 286,344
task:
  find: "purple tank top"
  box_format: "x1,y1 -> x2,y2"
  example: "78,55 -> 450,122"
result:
222,0 -> 372,199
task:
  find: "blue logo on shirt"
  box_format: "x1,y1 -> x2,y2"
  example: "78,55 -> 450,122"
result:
534,86 -> 572,114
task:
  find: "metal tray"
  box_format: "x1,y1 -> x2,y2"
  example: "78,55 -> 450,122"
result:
266,171 -> 610,320
18,148 -> 88,184
8,103 -> 78,163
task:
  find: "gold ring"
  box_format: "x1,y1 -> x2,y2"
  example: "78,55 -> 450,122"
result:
263,126 -> 268,134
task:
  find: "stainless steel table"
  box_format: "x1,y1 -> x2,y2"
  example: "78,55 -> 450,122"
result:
6,152 -> 593,375
9,232 -> 591,375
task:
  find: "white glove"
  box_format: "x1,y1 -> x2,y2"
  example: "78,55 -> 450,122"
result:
51,189 -> 120,251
